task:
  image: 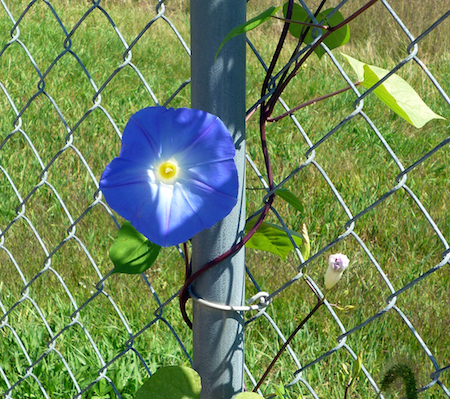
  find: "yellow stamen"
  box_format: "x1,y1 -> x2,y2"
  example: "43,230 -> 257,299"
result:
157,160 -> 178,183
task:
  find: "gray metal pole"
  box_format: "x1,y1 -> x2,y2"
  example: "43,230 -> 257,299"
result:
190,1 -> 246,398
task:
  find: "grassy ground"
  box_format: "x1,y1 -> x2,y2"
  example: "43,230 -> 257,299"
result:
1,0 -> 449,398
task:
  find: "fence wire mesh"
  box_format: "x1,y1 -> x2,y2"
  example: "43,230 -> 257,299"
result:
0,0 -> 449,398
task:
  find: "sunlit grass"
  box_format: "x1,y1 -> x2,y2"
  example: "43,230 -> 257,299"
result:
1,0 -> 449,398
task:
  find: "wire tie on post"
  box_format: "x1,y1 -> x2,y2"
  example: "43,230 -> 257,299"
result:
188,286 -> 271,312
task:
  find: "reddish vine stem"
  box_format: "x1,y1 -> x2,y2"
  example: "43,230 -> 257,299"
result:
267,82 -> 359,122
250,2 -> 379,391
178,0 -> 288,329
179,117 -> 278,329
275,0 -> 328,92
179,194 -> 274,328
183,242 -> 190,280
260,0 -> 294,99
179,121 -> 276,328
266,0 -> 379,116
253,297 -> 325,393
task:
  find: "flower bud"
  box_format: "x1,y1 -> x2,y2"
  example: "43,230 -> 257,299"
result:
325,253 -> 349,290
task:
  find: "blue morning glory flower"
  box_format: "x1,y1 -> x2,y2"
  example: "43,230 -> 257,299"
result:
99,106 -> 239,247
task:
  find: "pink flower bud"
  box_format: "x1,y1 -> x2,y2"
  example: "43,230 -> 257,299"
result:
325,253 -> 349,290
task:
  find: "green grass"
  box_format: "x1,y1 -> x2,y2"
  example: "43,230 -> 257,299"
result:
1,0 -> 449,398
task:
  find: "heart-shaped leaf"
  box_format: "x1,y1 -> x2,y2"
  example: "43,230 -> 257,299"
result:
283,4 -> 350,58
135,366 -> 201,399
109,221 -> 160,275
342,53 -> 445,128
282,2 -> 309,39
245,219 -> 307,260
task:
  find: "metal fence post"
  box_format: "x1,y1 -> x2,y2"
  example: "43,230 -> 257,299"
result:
190,0 -> 246,398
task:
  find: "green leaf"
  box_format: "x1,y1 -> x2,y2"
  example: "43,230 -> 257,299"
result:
109,221 -> 160,275
276,188 -> 304,213
273,383 -> 287,398
235,393 -> 263,399
282,4 -> 350,58
351,351 -> 363,383
342,53 -> 365,81
362,65 -> 444,128
342,53 -> 445,128
216,6 -> 281,60
245,219 -> 306,260
135,366 -> 201,399
300,223 -> 310,261
282,2 -> 309,39
305,8 -> 350,58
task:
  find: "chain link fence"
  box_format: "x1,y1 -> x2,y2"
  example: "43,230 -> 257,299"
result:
1,0 -> 449,398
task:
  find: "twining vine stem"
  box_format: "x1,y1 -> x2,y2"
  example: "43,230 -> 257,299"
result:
267,82 -> 360,122
266,0 -> 379,117
179,0 -> 379,367
253,298 -> 325,393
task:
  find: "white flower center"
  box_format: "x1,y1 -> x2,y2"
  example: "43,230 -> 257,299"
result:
156,159 -> 179,183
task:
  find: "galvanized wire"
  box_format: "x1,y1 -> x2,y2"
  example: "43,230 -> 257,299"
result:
0,1 -> 192,398
243,1 -> 450,397
1,0 -> 449,398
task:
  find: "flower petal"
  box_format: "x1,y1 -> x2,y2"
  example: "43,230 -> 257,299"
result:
324,253 -> 350,290
325,267 -> 344,290
129,107 -> 230,161
130,169 -> 238,247
100,159 -> 157,223
118,108 -> 164,165
183,159 -> 239,199
175,116 -> 236,167
100,106 -> 239,247
100,158 -> 152,187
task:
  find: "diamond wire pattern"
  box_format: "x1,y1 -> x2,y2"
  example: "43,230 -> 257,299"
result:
0,0 -> 449,398
243,1 -> 450,397
0,1 -> 191,398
